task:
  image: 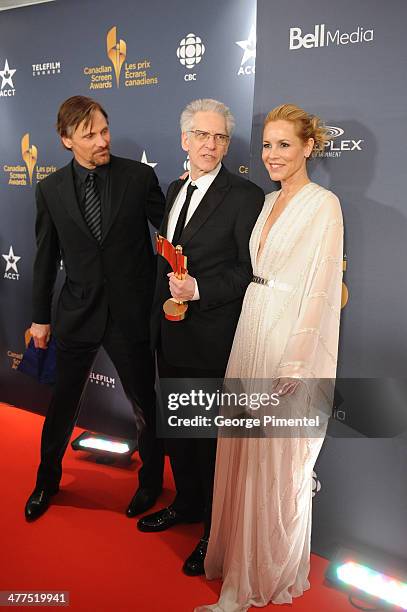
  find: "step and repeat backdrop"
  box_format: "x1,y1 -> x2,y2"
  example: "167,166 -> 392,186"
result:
0,0 -> 257,433
252,0 -> 407,561
0,0 -> 406,564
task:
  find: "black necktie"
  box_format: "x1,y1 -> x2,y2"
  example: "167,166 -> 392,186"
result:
171,182 -> 197,246
84,172 -> 102,241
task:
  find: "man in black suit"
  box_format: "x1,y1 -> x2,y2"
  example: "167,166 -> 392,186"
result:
25,95 -> 166,521
138,99 -> 264,575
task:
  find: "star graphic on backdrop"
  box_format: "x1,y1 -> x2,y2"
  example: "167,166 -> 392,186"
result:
0,59 -> 16,89
2,246 -> 21,273
236,25 -> 256,66
140,150 -> 157,168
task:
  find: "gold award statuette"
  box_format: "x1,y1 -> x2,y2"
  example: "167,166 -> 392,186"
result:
156,234 -> 188,322
21,133 -> 37,185
107,26 -> 126,88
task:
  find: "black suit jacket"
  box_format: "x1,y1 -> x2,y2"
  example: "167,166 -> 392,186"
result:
151,165 -> 264,370
32,154 -> 165,344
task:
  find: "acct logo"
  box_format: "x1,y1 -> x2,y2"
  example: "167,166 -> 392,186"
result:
2,245 -> 21,281
177,33 -> 205,82
0,59 -> 16,97
236,25 -> 256,76
289,24 -> 374,50
317,125 -> 364,158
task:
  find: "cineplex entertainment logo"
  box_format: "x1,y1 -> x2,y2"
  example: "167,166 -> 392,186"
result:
316,125 -> 364,159
289,24 -> 374,50
83,26 -> 159,90
3,134 -> 56,186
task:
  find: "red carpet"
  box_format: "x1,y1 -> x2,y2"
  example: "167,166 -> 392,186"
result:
0,402 -> 354,611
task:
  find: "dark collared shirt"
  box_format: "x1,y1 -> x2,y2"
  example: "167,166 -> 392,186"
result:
72,158 -> 111,236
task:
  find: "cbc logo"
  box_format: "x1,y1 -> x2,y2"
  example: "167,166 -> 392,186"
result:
312,471 -> 321,497
177,33 -> 205,82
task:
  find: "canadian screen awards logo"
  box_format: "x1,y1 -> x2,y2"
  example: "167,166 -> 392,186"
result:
0,59 -> 16,98
342,255 -> 349,309
3,134 -> 56,186
83,26 -> 159,90
177,33 -> 205,82
236,25 -> 256,76
289,23 -> 374,50
2,245 -> 21,281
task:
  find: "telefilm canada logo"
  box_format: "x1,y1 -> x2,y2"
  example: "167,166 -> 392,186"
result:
0,59 -> 16,97
32,60 -> 62,77
83,26 -> 159,90
89,371 -> 116,389
236,24 -> 256,76
176,33 -> 205,82
3,134 -> 56,186
289,24 -> 374,50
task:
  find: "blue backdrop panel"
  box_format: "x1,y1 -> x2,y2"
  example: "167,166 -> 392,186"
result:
0,0 -> 256,437
253,0 -> 407,562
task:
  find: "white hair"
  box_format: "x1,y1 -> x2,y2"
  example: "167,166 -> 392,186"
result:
180,98 -> 235,136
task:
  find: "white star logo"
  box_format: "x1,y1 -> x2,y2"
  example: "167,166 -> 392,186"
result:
0,59 -> 16,89
236,25 -> 256,66
2,246 -> 21,273
140,150 -> 157,168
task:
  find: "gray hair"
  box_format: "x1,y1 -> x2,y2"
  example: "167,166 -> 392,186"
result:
180,98 -> 235,136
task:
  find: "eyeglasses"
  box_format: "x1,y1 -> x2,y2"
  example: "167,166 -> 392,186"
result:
188,130 -> 230,145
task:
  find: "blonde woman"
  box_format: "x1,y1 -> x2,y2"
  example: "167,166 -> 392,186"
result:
196,104 -> 343,611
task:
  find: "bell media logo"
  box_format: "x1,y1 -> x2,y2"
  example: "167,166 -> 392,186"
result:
317,125 -> 364,159
2,245 -> 21,280
0,59 -> 16,97
289,24 -> 374,50
177,33 -> 205,82
236,25 -> 256,76
83,26 -> 158,90
3,134 -> 56,186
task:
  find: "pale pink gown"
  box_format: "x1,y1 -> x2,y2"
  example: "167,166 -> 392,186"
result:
195,183 -> 343,611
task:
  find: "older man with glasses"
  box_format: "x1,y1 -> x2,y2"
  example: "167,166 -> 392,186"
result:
137,98 -> 264,576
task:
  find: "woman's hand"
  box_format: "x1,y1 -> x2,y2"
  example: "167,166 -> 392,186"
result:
273,377 -> 300,396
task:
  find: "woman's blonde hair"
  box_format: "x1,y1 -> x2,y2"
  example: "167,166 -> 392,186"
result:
264,104 -> 328,157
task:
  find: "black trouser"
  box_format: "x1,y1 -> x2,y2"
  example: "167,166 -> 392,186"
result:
36,315 -> 164,494
157,349 -> 225,539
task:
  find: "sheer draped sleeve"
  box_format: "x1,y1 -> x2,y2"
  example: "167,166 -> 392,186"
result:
277,193 -> 343,380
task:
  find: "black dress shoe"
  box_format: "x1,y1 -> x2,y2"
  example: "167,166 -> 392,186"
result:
126,488 -> 161,518
183,538 -> 208,576
137,506 -> 201,532
24,487 -> 58,522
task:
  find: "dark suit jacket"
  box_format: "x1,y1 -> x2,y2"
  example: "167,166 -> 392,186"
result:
151,165 -> 264,370
32,154 -> 165,344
